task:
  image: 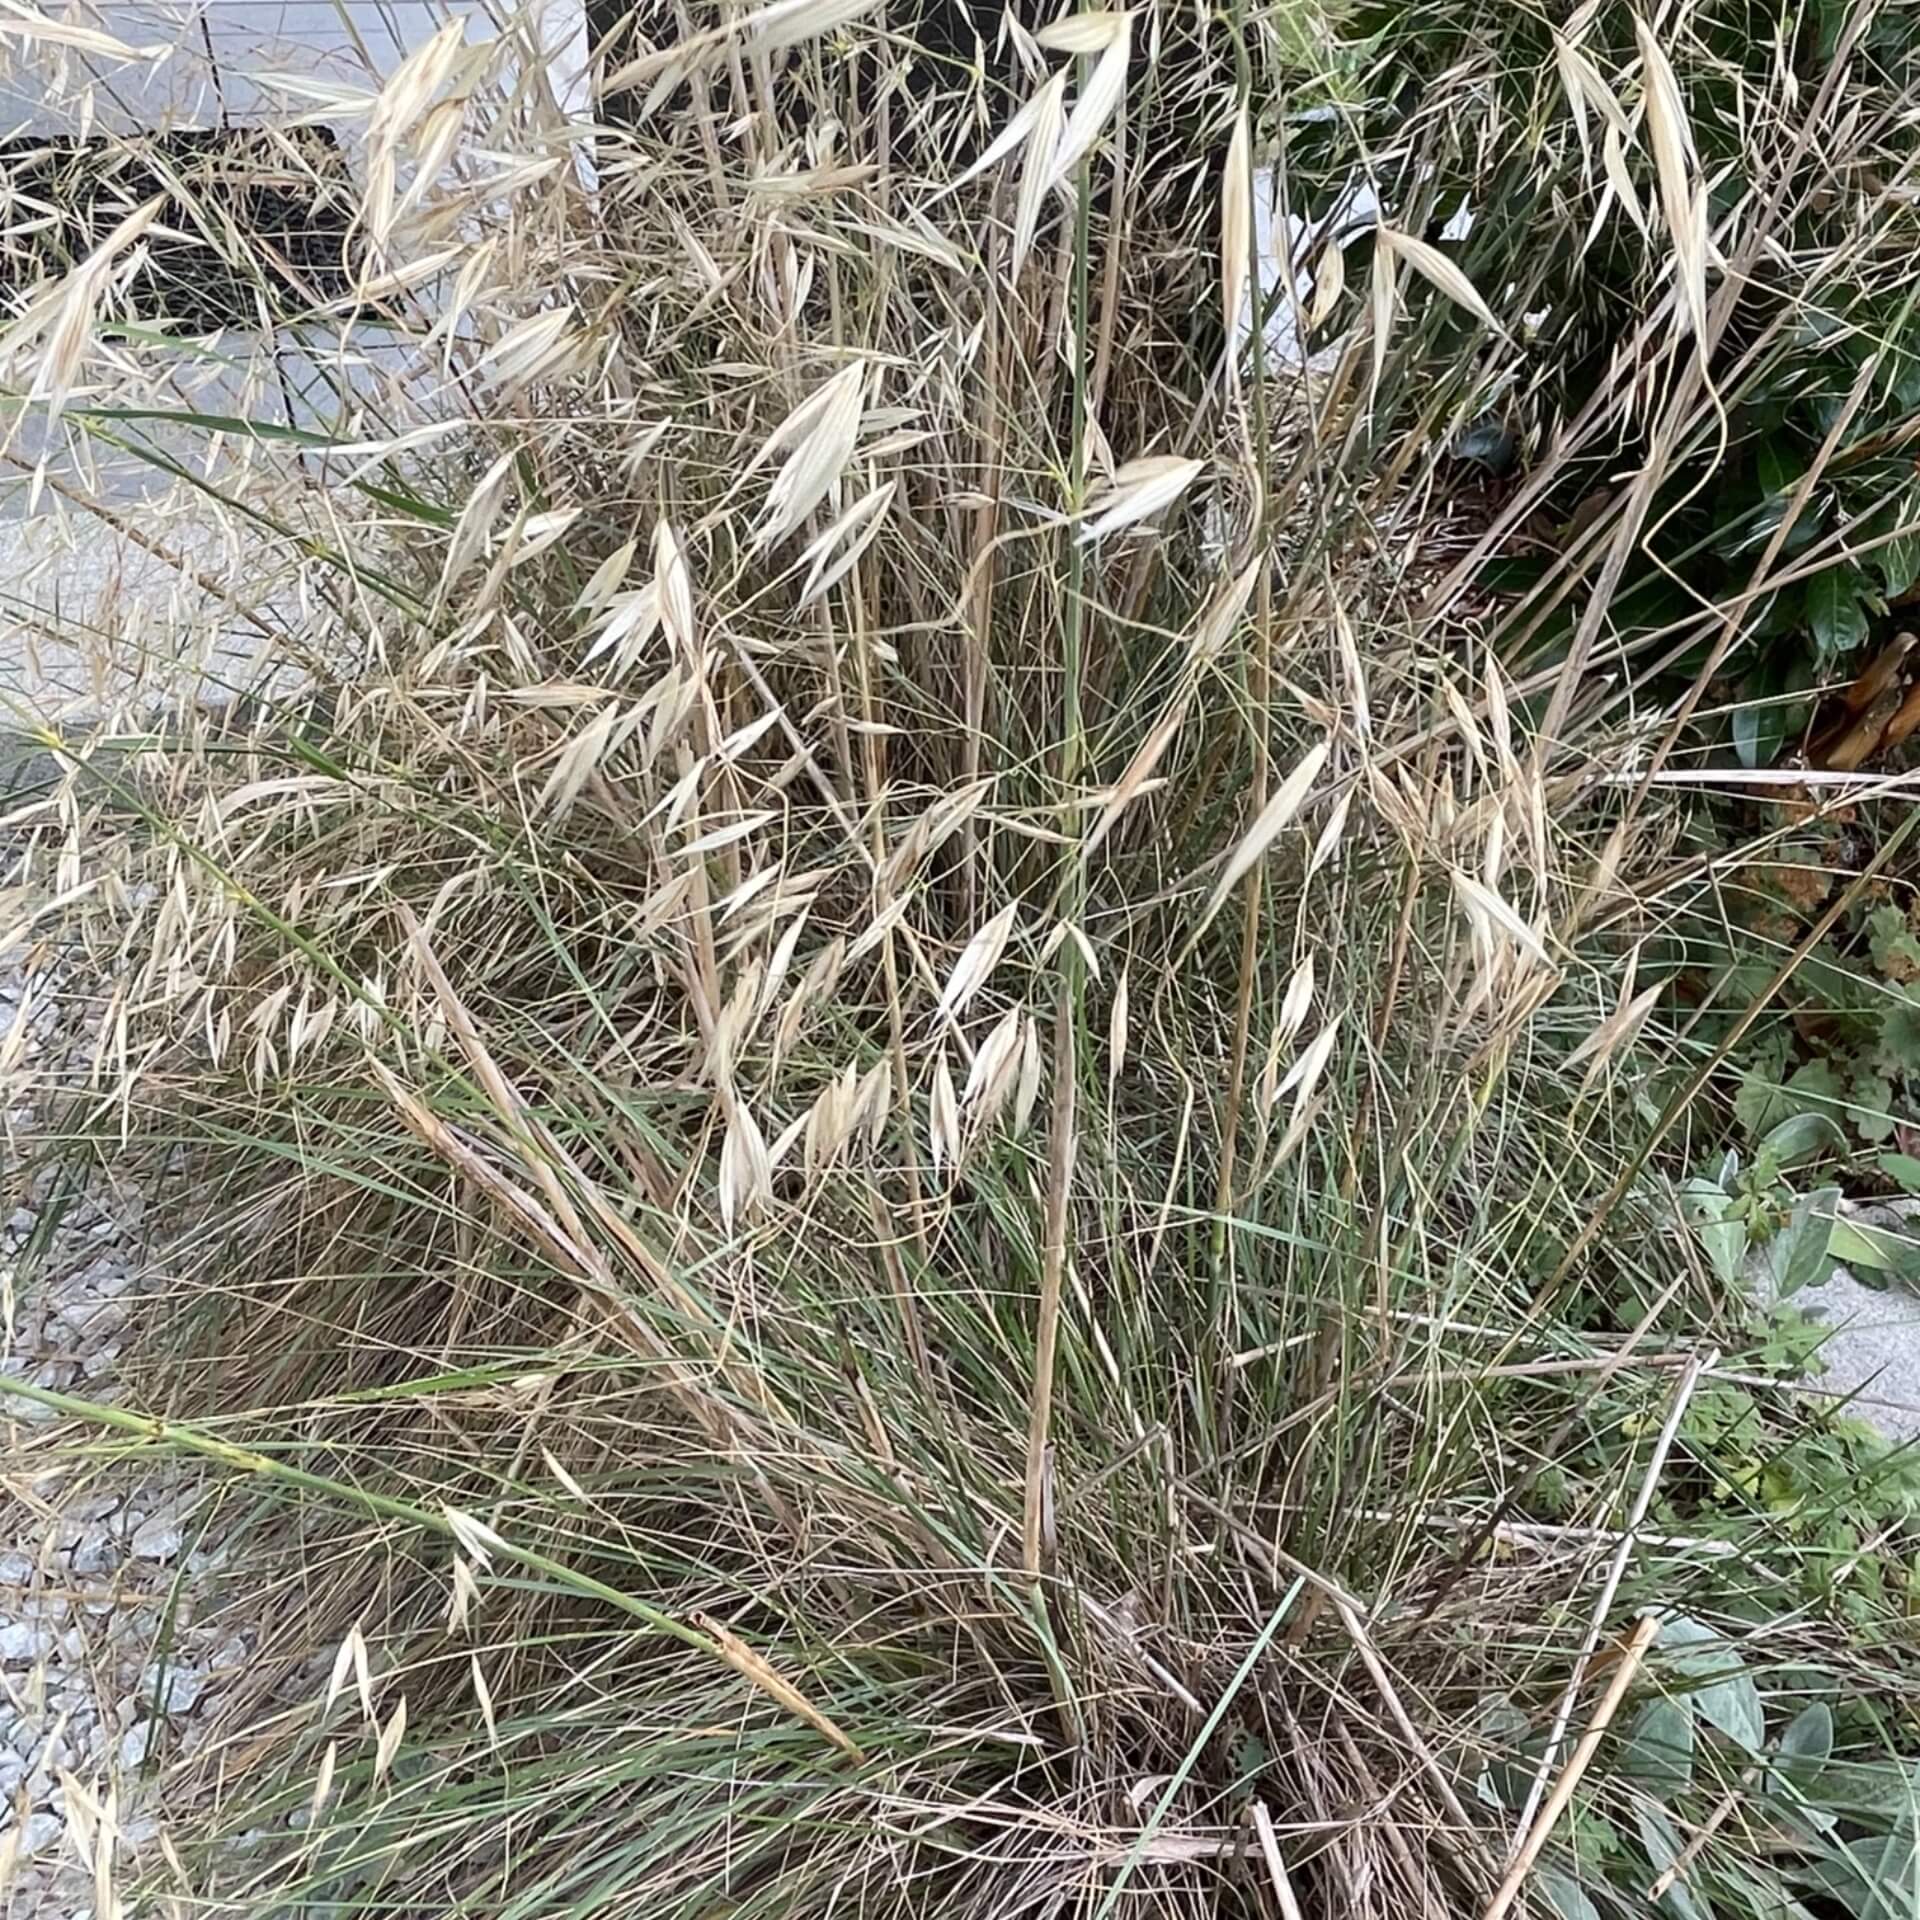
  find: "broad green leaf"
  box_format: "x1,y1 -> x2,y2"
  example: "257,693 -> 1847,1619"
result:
1661,1615 -> 1765,1752
1876,1152 -> 1920,1195
1780,1702 -> 1834,1766
1679,1178 -> 1749,1285
1804,1832 -> 1920,1920
1769,1187 -> 1840,1299
1536,1864 -> 1602,1920
1623,1696 -> 1695,1797
1828,1216 -> 1920,1276
1733,699 -> 1786,769
1758,1114 -> 1847,1169
1633,1801 -> 1713,1920
1808,566 -> 1871,665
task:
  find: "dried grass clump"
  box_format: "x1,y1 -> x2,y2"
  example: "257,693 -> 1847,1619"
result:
6,1 -> 1920,1916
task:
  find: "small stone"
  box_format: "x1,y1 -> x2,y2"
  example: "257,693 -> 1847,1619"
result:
117,1721 -> 157,1771
129,1517 -> 183,1562
0,1550 -> 34,1585
68,1526 -> 116,1576
139,1665 -> 204,1715
0,1623 -> 53,1663
16,1809 -> 62,1858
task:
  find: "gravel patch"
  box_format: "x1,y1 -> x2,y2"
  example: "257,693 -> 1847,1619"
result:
0,853 -> 243,1913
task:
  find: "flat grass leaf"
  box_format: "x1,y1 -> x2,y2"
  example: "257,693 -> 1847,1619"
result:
1661,1614 -> 1764,1752
1876,1152 -> 1920,1194
1623,1695 -> 1695,1797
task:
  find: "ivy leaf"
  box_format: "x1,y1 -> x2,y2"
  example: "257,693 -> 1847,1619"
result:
1872,525 -> 1920,600
1877,993 -> 1920,1075
1623,1696 -> 1695,1797
1807,565 -> 1871,667
1735,1068 -> 1794,1141
1661,1614 -> 1765,1752
1849,1071 -> 1896,1144
1733,699 -> 1786,769
1868,905 -> 1920,985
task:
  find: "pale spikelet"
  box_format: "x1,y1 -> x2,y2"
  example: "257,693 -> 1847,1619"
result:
1378,227 -> 1506,338
929,1052 -> 960,1172
720,1100 -> 771,1227
605,0 -> 879,99
1196,741 -> 1330,938
310,1742 -> 337,1821
446,1556 -> 480,1634
1635,16 -> 1707,342
1014,1016 -> 1045,1134
1601,123 -> 1649,236
1566,947 -> 1664,1089
373,1696 -> 408,1783
1012,73 -> 1068,278
1442,680 -> 1487,774
1369,235 -> 1398,401
538,703 -> 619,821
1274,1017 -> 1341,1160
692,1612 -> 865,1760
471,1656 -> 501,1754
1033,9 -> 1131,53
1108,966 -> 1130,1080
1221,107 -> 1252,346
1045,13 -> 1131,191
654,520 -> 696,656
0,4 -> 165,56
938,902 -> 1019,1022
0,195 -> 163,427
758,364 -> 865,548
1334,606 -> 1371,742
1079,456 -> 1205,543
932,79 -> 1056,201
326,1625 -> 373,1721
1277,955 -> 1315,1047
479,306 -> 581,394
439,450 -> 516,602
1307,237 -> 1346,331
443,1506 -> 507,1567
1306,787 -> 1354,878
965,1005 -> 1026,1118
576,538 -> 637,614
790,481 -> 894,606
1451,869 -> 1551,966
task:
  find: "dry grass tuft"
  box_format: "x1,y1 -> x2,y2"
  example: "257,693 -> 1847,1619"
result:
4,1 -> 1920,1915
